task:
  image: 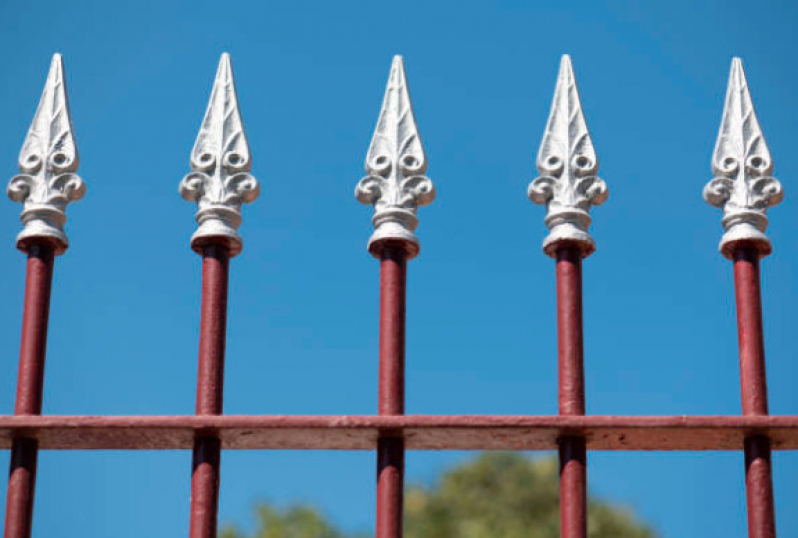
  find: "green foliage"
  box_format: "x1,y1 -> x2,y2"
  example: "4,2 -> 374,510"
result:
222,453 -> 656,538
404,453 -> 655,538
220,503 -> 368,538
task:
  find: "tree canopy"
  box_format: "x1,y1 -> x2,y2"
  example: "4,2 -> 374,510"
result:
221,453 -> 656,538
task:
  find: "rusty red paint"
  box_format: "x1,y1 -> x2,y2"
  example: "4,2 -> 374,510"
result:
376,244 -> 407,538
189,244 -> 230,538
4,243 -> 55,538
559,436 -> 587,538
195,244 -> 230,416
0,415 -> 793,450
377,437 -> 404,538
732,247 -> 776,537
745,436 -> 775,538
556,246 -> 587,538
733,248 -> 769,417
191,437 -> 222,538
378,245 -> 406,416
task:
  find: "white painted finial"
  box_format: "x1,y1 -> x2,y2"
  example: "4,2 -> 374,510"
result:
355,56 -> 435,259
7,54 -> 85,255
704,58 -> 782,258
180,53 -> 260,256
528,55 -> 608,258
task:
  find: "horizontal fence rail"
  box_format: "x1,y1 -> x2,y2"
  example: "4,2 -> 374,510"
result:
0,415 -> 795,451
1,51 -> 791,538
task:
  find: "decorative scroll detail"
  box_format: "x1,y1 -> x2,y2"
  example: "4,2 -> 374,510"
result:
355,56 -> 435,259
528,55 -> 607,258
7,54 -> 85,255
180,53 -> 259,256
703,58 -> 782,258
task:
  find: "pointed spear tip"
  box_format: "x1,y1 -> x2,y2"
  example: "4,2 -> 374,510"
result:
557,54 -> 576,83
214,52 -> 233,84
729,56 -> 745,88
47,53 -> 65,79
217,52 -> 233,78
390,55 -> 407,78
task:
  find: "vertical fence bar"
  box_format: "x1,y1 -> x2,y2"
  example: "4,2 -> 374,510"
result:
180,53 -> 259,538
734,248 -> 776,537
556,246 -> 587,538
703,58 -> 782,538
5,245 -> 54,538
356,56 -> 435,538
376,245 -> 406,538
529,55 -> 608,538
190,244 -> 229,538
3,54 -> 85,538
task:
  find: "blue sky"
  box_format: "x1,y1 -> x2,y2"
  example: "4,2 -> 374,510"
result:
0,0 -> 797,536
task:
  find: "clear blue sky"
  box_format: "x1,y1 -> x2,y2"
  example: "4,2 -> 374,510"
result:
0,1 -> 796,536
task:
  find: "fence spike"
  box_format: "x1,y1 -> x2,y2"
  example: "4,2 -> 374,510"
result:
180,53 -> 260,257
528,55 -> 608,258
7,54 -> 85,255
355,55 -> 435,259
704,58 -> 782,258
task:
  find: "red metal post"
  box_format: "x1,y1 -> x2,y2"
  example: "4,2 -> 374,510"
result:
189,243 -> 230,538
555,246 -> 587,538
732,246 -> 776,538
4,243 -> 55,538
376,244 -> 407,538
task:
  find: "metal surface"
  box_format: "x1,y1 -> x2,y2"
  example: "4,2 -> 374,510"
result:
181,53 -> 254,538
733,247 -> 776,537
7,55 -> 85,255
556,246 -> 587,538
356,56 -> 435,259
0,415 -> 793,450
704,59 -> 782,258
529,55 -> 607,258
180,53 -> 260,257
4,243 -> 55,538
376,245 -> 407,538
189,244 -> 230,538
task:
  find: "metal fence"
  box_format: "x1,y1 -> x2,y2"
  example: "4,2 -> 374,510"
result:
0,52 -> 790,538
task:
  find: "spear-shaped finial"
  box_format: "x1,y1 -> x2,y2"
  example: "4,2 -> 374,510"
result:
704,58 -> 782,258
180,53 -> 260,256
528,55 -> 608,258
7,54 -> 85,255
355,56 -> 435,259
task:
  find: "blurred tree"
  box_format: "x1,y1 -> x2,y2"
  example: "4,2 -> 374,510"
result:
221,453 -> 656,538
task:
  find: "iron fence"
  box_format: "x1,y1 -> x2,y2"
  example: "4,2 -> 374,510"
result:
0,52 -> 789,538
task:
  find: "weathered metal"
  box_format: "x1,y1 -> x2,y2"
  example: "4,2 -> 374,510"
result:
4,244 -> 55,538
3,54 -> 82,538
190,245 -> 230,538
556,246 -> 587,538
358,57 -> 431,538
0,415 -> 793,450
376,246 -> 407,538
196,245 -> 230,416
182,54 -> 255,538
0,52 -> 794,538
706,59 -> 779,537
532,56 -> 602,538
733,247 -> 776,537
